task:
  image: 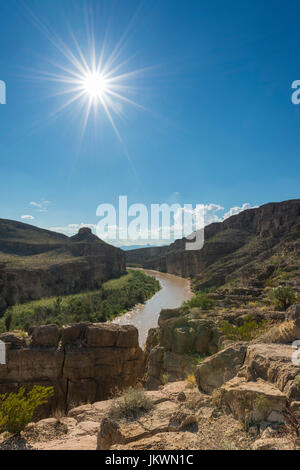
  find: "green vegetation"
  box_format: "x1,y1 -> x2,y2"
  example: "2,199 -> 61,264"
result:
182,293 -> 215,311
108,387 -> 153,420
253,394 -> 271,420
267,285 -> 296,311
0,386 -> 54,435
185,373 -> 197,388
161,372 -> 170,385
0,270 -> 160,332
220,316 -> 269,342
192,353 -> 207,365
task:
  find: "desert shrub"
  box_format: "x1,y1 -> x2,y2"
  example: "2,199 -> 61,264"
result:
253,320 -> 296,344
253,395 -> 270,419
161,373 -> 169,385
108,387 -> 153,420
220,316 -> 269,342
0,386 -> 54,435
186,373 -> 197,388
211,388 -> 222,407
192,353 -> 206,365
268,286 -> 296,311
183,293 -> 215,311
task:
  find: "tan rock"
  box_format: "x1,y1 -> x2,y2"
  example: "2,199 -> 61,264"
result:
251,437 -> 293,450
29,324 -> 59,348
241,343 -> 300,401
286,303 -> 300,321
61,322 -> 91,345
195,342 -> 247,393
220,377 -> 286,425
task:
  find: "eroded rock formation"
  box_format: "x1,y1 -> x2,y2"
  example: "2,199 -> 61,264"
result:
0,322 -> 144,416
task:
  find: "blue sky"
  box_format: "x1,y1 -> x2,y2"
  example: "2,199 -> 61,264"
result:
0,0 -> 299,246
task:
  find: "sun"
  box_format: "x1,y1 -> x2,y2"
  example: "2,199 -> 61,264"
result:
33,22 -> 150,142
82,72 -> 108,99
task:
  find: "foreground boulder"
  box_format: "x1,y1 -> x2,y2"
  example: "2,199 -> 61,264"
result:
195,342 -> 247,393
220,377 -> 287,428
240,343 -> 300,401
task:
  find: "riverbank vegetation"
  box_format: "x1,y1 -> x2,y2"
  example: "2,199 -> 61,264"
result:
0,270 -> 160,332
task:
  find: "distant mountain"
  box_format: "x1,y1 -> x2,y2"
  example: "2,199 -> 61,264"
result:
119,244 -> 167,251
126,199 -> 300,292
0,221 -> 125,312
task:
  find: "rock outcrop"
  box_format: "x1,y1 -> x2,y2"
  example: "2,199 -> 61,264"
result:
145,308 -> 221,389
0,221 -> 125,312
219,377 -> 287,427
7,381 -> 258,450
0,322 -> 144,416
195,342 -> 247,393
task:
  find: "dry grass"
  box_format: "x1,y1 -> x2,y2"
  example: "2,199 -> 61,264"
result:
108,387 -> 153,420
253,320 -> 297,344
185,373 -> 197,388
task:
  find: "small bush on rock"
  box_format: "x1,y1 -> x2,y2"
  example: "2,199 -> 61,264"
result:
186,373 -> 197,388
109,387 -> 153,420
0,386 -> 54,435
268,286 -> 296,311
183,293 -> 215,311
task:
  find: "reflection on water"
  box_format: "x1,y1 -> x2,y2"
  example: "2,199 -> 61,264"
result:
112,269 -> 192,348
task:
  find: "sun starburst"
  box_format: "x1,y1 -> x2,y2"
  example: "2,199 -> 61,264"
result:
28,13 -> 151,142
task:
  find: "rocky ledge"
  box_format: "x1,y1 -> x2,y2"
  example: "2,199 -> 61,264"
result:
2,380 -> 298,451
0,322 -> 144,416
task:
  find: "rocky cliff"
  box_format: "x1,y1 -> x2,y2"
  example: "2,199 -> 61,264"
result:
0,322 -> 144,416
0,221 -> 125,312
126,199 -> 300,290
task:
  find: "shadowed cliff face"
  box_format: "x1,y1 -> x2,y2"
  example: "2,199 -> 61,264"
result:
0,223 -> 125,312
126,200 -> 300,289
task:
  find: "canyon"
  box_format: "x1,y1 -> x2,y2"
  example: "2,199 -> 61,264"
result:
0,199 -> 300,450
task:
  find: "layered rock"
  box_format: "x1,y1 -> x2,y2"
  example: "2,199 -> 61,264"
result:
0,222 -> 125,312
195,342 -> 247,393
145,308 -> 221,389
0,322 -> 144,416
219,377 -> 287,427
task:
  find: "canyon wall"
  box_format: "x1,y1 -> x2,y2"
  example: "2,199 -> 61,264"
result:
0,322 -> 145,417
0,224 -> 125,312
126,200 -> 300,289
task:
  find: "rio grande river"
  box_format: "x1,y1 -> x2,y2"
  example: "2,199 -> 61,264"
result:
112,269 -> 192,348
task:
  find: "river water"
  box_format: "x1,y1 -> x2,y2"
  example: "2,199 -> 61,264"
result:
112,269 -> 192,348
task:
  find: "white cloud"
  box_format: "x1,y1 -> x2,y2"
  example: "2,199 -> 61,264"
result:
223,203 -> 258,220
21,215 -> 35,220
29,200 -> 51,213
48,202 -> 258,246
